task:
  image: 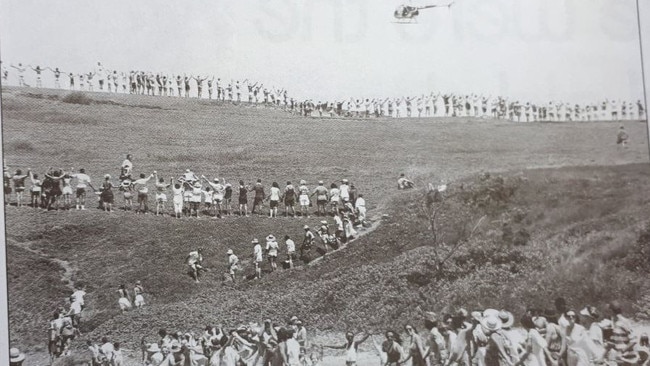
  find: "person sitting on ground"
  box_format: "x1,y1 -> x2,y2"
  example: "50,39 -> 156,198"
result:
397,173 -> 415,189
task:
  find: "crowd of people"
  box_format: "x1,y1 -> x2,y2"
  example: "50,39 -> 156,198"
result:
40,295 -> 650,366
2,61 -> 645,122
2,155 -> 369,225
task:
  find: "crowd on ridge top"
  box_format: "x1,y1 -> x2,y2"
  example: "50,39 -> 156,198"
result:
2,60 -> 645,121
37,292 -> 649,366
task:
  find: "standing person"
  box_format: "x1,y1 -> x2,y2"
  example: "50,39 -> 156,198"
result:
11,63 -> 27,86
121,155 -> 133,178
117,284 -> 132,313
286,328 -> 302,366
133,281 -> 145,308
119,176 -> 134,211
132,172 -> 155,214
187,248 -> 206,283
298,180 -> 311,218
171,179 -> 184,219
355,194 -> 366,224
483,316 -> 514,366
283,181 -> 297,217
66,72 -> 75,90
223,181 -> 233,216
154,175 -> 171,216
402,325 -> 428,366
285,235 -> 297,268
268,182 -> 281,218
71,168 -> 94,210
311,181 -> 328,216
329,183 -> 341,216
266,235 -> 279,271
190,181 -> 203,218
607,301 -> 636,361
238,180 -> 249,217
226,249 -> 239,282
100,174 -> 118,212
253,238 -> 263,279
301,225 -> 315,261
4,166 -> 13,206
518,315 -> 547,366
28,170 -> 42,208
321,331 -> 371,366
11,169 -> 29,207
564,310 -> 589,366
295,321 -> 307,349
251,179 -> 266,216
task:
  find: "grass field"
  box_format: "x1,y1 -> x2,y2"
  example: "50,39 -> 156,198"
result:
2,86 -> 649,365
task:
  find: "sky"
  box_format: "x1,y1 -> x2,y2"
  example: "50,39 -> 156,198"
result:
0,0 -> 647,103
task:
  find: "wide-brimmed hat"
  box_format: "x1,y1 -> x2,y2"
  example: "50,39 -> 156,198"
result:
424,312 -> 438,323
147,343 -> 161,353
498,310 -> 514,328
481,316 -> 502,333
471,311 -> 483,323
318,180 -> 324,184
533,316 -> 548,329
213,178 -> 219,182
226,249 -> 233,255
104,174 -> 111,179
303,225 -> 310,230
193,181 -> 202,188
252,238 -> 259,244
342,179 -> 348,183
290,315 -> 299,322
266,235 -> 276,241
320,220 -> 328,225
483,309 -> 499,318
10,348 -> 25,363
170,342 -> 182,352
620,352 -> 639,365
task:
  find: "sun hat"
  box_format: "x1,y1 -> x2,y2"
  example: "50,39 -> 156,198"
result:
424,312 -> 438,323
266,235 -> 276,241
318,180 -> 324,184
471,311 -> 483,323
252,238 -> 259,244
10,348 -> 25,363
320,220 -> 328,225
303,225 -> 310,230
300,180 -> 306,185
498,310 -> 514,328
104,174 -> 111,179
620,352 -> 639,365
226,249 -> 233,255
342,179 -> 348,183
290,315 -> 299,322
483,309 -> 499,318
214,178 -> 219,182
135,280 -> 141,285
186,169 -> 191,173
579,306 -> 599,319
481,316 -> 502,333
147,343 -> 161,353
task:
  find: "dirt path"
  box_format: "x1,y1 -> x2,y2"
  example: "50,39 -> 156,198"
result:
7,237 -> 77,292
307,213 -> 384,267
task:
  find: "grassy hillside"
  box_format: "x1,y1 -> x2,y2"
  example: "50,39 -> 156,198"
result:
2,87 -> 649,361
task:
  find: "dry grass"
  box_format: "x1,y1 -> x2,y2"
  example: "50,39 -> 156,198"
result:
2,86 -> 649,359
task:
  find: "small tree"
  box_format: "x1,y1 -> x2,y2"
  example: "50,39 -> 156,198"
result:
419,183 -> 486,274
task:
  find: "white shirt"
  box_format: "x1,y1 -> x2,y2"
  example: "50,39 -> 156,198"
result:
69,300 -> 82,315
266,241 -> 279,256
286,338 -> 301,366
72,173 -> 91,188
254,244 -> 263,262
355,197 -> 366,207
72,290 -> 86,305
286,239 -> 296,253
270,186 -> 281,201
339,184 -> 350,199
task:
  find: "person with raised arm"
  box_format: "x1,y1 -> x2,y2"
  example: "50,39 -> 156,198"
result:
321,331 -> 371,366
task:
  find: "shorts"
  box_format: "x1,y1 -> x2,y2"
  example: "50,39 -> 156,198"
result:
15,187 -> 25,193
76,188 -> 86,197
299,194 -> 310,206
239,196 -> 248,205
173,201 -> 183,213
270,200 -> 279,209
156,193 -> 167,202
254,197 -> 264,205
214,194 -> 224,203
101,190 -> 114,204
284,197 -> 295,206
62,186 -> 73,195
138,192 -> 148,203
123,191 -> 133,199
31,191 -> 41,198
317,199 -> 327,206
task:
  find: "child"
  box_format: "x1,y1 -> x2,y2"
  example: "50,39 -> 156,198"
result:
238,180 -> 249,217
12,169 -> 29,207
133,281 -> 145,308
29,171 -> 41,208
298,180 -> 310,218
171,179 -> 184,219
268,182 -> 281,217
202,186 -> 214,216
154,176 -> 171,216
119,177 -> 134,211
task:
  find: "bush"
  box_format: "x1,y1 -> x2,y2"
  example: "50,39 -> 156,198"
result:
62,92 -> 93,105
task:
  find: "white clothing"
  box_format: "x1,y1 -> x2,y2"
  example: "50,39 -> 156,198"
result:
72,290 -> 86,305
286,239 -> 296,253
72,173 -> 91,188
266,240 -> 279,257
286,338 -> 301,366
254,244 -> 263,262
270,186 -> 281,201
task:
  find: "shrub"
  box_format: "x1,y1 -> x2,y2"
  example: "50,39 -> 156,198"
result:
61,92 -> 92,105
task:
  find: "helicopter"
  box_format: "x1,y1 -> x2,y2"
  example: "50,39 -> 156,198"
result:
393,1 -> 454,23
